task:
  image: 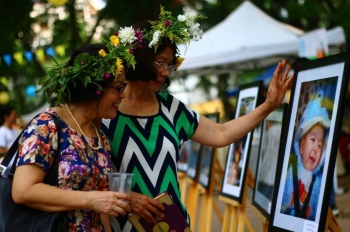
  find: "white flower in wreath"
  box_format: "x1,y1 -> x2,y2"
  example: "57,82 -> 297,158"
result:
177,14 -> 186,22
118,26 -> 137,44
149,30 -> 162,48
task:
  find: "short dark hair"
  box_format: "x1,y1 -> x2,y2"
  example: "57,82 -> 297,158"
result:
65,44 -> 112,104
0,105 -> 15,123
126,21 -> 178,88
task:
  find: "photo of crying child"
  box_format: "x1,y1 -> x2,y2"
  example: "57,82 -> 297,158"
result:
281,90 -> 331,221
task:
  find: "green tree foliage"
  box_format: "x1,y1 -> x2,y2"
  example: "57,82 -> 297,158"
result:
0,0 -> 46,114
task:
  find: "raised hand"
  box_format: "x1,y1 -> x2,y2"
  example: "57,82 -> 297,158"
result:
265,60 -> 294,109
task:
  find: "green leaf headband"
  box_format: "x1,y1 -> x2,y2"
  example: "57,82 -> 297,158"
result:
37,27 -> 139,106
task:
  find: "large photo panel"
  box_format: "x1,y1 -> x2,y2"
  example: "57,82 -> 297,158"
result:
221,81 -> 263,202
269,52 -> 350,232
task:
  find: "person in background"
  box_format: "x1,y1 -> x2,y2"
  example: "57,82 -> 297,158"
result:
11,30 -> 137,231
101,7 -> 294,232
0,104 -> 20,162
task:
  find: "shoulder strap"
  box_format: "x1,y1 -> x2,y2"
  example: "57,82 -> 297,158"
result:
300,174 -> 316,218
289,154 -> 301,216
0,112 -> 61,186
42,113 -> 61,186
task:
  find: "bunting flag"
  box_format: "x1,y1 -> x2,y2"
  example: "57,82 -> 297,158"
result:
24,51 -> 33,63
45,47 -> 55,57
0,44 -> 66,67
35,49 -> 45,63
2,54 -> 12,66
0,77 -> 8,86
13,52 -> 24,65
55,45 -> 65,57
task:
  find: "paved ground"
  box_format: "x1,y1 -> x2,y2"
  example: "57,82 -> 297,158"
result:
192,174 -> 350,232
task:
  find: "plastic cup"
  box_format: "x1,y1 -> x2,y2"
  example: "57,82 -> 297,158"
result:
107,172 -> 134,195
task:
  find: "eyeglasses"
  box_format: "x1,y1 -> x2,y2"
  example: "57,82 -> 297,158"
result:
154,61 -> 176,73
108,83 -> 127,94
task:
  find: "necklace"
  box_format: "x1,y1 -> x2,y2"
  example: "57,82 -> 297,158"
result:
65,104 -> 102,150
124,93 -> 155,114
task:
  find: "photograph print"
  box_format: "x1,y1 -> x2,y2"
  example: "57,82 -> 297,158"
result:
198,112 -> 220,189
178,140 -> 192,173
186,140 -> 202,181
221,81 -> 263,202
252,103 -> 288,220
270,52 -> 350,232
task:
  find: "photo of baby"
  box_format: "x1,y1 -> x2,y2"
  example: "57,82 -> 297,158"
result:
281,87 -> 333,221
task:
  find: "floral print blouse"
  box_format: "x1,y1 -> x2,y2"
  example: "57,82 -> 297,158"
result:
16,109 -> 113,232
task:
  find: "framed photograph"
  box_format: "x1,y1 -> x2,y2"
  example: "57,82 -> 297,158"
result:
220,81 -> 263,202
198,112 -> 220,189
269,52 -> 350,232
252,103 -> 288,220
178,140 -> 192,173
186,140 -> 202,181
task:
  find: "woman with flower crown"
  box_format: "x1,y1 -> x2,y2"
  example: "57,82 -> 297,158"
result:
101,6 -> 294,232
10,39 -> 136,231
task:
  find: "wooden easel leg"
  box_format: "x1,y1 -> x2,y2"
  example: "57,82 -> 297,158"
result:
198,193 -> 208,232
204,193 -> 214,232
326,206 -> 342,232
252,206 -> 269,232
218,168 -> 256,232
236,170 -> 255,232
178,173 -> 188,203
229,206 -> 239,232
222,204 -> 232,232
186,182 -> 200,232
262,219 -> 269,232
237,206 -> 245,232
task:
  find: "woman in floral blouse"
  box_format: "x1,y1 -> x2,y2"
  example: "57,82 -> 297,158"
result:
12,40 -> 135,232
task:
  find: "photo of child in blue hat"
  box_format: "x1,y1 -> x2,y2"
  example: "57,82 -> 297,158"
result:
281,90 -> 331,221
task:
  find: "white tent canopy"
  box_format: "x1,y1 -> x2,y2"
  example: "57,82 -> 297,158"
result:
175,0 -> 345,76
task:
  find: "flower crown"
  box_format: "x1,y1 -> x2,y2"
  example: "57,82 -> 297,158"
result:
143,6 -> 206,51
38,27 -> 139,106
141,6 -> 206,70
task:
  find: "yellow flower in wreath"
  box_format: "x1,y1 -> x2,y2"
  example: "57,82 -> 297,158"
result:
99,49 -> 106,58
110,35 -> 120,46
116,58 -> 124,75
175,56 -> 185,70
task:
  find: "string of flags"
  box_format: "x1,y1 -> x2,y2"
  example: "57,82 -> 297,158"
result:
1,45 -> 66,66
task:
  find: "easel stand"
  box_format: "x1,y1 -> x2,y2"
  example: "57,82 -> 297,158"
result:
326,206 -> 342,232
197,151 -> 224,232
252,207 -> 269,232
185,176 -> 202,232
183,149 -> 224,232
178,171 -> 188,203
219,168 -> 255,232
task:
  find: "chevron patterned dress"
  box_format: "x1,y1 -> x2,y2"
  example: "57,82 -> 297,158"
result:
102,93 -> 199,232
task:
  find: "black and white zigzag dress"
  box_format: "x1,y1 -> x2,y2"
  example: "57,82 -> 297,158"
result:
102,92 -> 199,232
